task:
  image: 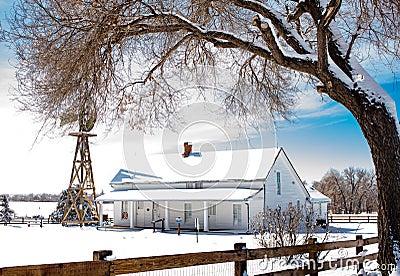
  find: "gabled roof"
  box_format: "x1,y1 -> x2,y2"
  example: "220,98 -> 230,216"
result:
257,147 -> 310,199
107,147 -> 331,203
115,147 -> 279,183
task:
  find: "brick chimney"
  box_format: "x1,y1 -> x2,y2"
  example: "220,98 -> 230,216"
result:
182,142 -> 192,158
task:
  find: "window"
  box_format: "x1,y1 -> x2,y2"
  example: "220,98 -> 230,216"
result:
209,204 -> 217,216
186,182 -> 203,189
277,172 -> 281,195
186,183 -> 194,189
233,204 -> 242,225
195,182 -> 203,189
184,203 -> 192,223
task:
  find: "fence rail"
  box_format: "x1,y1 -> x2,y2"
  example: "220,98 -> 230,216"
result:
5,217 -> 61,227
328,213 -> 378,223
0,236 -> 379,276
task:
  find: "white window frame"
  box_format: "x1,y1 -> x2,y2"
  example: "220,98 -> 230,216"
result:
186,183 -> 194,189
209,204 -> 217,216
277,171 -> 281,195
233,204 -> 242,226
195,182 -> 203,189
184,203 -> 192,223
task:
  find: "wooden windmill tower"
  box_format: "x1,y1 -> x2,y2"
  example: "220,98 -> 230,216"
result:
62,104 -> 99,226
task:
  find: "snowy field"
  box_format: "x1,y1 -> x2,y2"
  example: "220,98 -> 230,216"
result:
2,202 -> 395,275
8,201 -> 114,219
0,222 -> 380,272
9,201 -> 58,218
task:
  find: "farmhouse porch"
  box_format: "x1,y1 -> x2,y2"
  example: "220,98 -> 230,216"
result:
97,188 -> 262,231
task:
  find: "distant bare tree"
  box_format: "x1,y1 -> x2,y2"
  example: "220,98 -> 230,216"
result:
314,167 -> 377,214
6,0 -> 400,270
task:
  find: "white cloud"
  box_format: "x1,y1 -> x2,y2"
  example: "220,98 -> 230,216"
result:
291,89 -> 348,120
295,90 -> 329,112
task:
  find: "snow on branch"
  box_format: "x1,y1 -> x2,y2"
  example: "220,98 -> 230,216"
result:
232,0 -> 313,55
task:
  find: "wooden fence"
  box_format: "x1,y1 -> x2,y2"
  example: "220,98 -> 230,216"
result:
0,236 -> 379,276
5,217 -> 60,227
328,213 -> 378,223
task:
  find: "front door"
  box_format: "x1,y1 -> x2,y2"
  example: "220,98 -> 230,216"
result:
136,201 -> 153,227
143,201 -> 153,227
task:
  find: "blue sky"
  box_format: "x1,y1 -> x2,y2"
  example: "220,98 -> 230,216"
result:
0,2 -> 398,194
277,71 -> 399,183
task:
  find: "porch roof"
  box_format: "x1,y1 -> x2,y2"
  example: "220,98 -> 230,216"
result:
97,188 -> 260,202
306,186 -> 331,203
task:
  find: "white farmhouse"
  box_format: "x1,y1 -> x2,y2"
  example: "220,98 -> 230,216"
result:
97,146 -> 330,231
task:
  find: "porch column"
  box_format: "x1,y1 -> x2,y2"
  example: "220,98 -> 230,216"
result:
246,202 -> 250,232
203,201 -> 209,232
129,201 -> 134,229
98,201 -> 103,226
164,201 -> 170,230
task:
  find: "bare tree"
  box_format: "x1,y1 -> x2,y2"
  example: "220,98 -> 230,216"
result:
5,0 -> 400,271
253,204 -> 302,248
252,203 -> 328,264
314,167 -> 378,214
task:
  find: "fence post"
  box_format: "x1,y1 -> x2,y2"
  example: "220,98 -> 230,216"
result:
234,243 -> 247,276
93,250 -> 113,261
308,238 -> 318,276
356,235 -> 364,272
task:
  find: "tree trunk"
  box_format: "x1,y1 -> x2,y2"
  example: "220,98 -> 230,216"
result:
326,75 -> 400,274
360,103 -> 400,274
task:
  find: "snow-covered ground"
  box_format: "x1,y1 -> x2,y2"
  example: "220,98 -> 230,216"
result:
0,222 -> 379,271
0,202 -> 390,275
9,201 -> 58,218
9,201 -> 114,219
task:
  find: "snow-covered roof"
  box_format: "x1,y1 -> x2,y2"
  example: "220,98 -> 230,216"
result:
97,188 -> 259,202
306,185 -> 331,203
116,147 -> 279,183
106,147 -> 331,203
110,169 -> 161,184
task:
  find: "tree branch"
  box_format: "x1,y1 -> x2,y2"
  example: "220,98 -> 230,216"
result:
252,15 -> 286,64
231,0 -> 312,55
345,27 -> 360,60
142,34 -> 193,84
320,0 -> 342,29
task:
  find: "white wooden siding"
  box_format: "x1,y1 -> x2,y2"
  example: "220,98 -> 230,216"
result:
264,153 -> 308,210
108,148 -> 330,229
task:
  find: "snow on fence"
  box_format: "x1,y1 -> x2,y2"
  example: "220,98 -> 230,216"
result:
0,236 -> 379,276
